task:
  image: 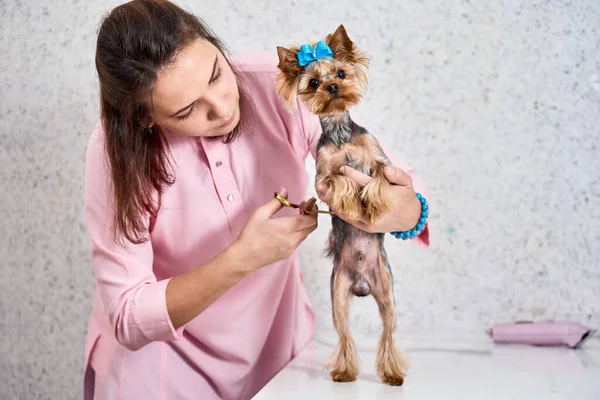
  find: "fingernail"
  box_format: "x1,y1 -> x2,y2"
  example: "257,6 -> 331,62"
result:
339,166 -> 345,174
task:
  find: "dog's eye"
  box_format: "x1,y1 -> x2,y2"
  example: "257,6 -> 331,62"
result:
336,70 -> 346,79
309,78 -> 320,88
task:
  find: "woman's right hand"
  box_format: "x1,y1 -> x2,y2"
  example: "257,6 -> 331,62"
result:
232,188 -> 318,273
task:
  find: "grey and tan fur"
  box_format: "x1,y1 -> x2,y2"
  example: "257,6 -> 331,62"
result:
275,24 -> 409,385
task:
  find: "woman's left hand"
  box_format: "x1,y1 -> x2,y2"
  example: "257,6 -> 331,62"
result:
316,165 -> 422,233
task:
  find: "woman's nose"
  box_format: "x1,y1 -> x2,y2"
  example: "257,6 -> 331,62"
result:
206,98 -> 229,121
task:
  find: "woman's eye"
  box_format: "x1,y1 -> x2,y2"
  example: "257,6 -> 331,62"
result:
177,104 -> 195,120
337,70 -> 346,79
309,79 -> 320,88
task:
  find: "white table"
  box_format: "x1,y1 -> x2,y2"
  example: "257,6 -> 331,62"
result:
253,331 -> 600,399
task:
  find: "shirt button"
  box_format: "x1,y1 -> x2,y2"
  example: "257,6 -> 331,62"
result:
227,194 -> 234,202
215,161 -> 222,167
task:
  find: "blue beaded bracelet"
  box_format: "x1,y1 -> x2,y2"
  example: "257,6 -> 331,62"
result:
390,193 -> 429,240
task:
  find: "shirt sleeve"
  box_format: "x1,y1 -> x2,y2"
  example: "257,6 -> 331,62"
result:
84,124 -> 184,351
296,105 -> 430,247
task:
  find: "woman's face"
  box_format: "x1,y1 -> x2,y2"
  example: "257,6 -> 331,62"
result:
148,39 -> 240,138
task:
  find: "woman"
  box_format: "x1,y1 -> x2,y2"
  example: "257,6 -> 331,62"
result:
83,0 -> 430,398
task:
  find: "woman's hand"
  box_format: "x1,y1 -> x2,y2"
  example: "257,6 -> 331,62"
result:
316,166 -> 422,233
233,188 -> 318,273
167,189 -> 317,329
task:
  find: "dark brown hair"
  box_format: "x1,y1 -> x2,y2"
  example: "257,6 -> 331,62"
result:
95,0 -> 251,244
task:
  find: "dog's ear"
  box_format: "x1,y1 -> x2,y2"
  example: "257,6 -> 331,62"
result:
326,25 -> 369,91
275,46 -> 303,108
327,25 -> 353,60
326,25 -> 369,69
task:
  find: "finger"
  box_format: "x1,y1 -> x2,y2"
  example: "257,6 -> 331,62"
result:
293,214 -> 318,231
257,187 -> 288,220
292,220 -> 319,243
307,203 -> 320,217
299,205 -> 319,216
383,166 -> 413,186
275,213 -> 316,233
315,184 -> 332,205
298,201 -> 307,215
340,166 -> 372,188
353,220 -> 374,233
298,198 -> 317,215
306,198 -> 318,214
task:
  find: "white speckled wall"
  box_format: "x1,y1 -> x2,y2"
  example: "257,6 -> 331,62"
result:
1,0 -> 599,398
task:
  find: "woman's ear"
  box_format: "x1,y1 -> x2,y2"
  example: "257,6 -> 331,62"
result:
137,114 -> 154,129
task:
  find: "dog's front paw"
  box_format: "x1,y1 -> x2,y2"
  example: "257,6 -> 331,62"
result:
360,167 -> 393,224
322,174 -> 363,222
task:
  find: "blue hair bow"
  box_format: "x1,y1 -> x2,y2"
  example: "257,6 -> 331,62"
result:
297,41 -> 334,66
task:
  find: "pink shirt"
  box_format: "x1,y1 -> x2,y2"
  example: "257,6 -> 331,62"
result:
83,51 -> 429,400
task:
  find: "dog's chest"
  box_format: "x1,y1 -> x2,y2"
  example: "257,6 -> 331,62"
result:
318,136 -> 375,176
316,116 -> 380,176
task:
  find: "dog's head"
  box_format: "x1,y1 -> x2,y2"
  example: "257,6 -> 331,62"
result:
275,25 -> 369,117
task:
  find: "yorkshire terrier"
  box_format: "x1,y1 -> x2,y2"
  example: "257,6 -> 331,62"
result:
275,25 -> 409,385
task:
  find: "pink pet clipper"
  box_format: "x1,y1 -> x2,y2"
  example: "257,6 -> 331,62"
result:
487,320 -> 596,348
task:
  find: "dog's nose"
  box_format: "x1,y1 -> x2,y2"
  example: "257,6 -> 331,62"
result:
327,83 -> 339,94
